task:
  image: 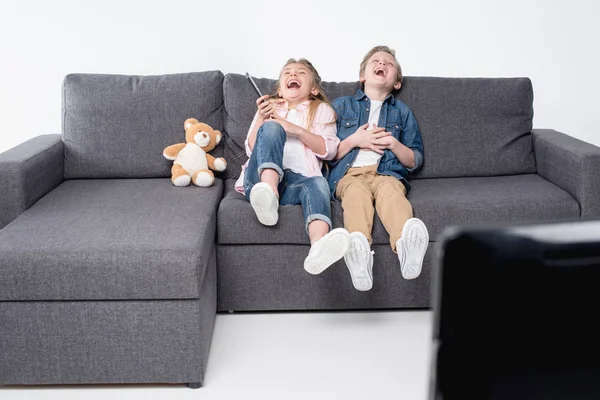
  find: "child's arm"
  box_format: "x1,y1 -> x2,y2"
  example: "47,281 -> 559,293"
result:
332,95 -> 391,160
245,112 -> 260,154
375,108 -> 424,171
271,103 -> 339,159
334,123 -> 390,160
377,138 -> 417,168
270,113 -> 328,154
246,95 -> 275,152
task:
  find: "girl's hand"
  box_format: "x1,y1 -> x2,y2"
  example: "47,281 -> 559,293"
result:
351,123 -> 391,154
256,95 -> 274,121
270,112 -> 301,136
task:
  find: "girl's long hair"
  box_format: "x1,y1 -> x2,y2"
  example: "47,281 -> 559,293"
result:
271,58 -> 335,129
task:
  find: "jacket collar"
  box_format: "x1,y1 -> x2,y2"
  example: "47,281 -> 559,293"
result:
354,89 -> 396,105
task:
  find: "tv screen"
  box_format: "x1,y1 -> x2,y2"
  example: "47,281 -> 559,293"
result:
430,219 -> 600,400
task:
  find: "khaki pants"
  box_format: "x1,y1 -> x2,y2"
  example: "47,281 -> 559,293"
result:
335,165 -> 412,252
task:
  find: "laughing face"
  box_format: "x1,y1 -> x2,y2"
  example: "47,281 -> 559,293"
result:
361,51 -> 401,91
277,63 -> 319,107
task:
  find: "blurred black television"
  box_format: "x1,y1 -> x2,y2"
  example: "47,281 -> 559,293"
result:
429,219 -> 600,400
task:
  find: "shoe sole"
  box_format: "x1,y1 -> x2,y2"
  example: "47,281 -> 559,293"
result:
401,220 -> 429,280
347,260 -> 373,291
304,229 -> 350,275
345,234 -> 373,291
249,184 -> 278,226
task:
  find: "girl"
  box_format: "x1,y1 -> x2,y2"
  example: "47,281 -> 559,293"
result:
234,58 -> 350,275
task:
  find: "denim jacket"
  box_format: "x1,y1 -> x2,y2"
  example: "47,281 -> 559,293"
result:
326,89 -> 424,200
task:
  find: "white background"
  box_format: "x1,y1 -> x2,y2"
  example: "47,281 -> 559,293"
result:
1,0 -> 599,153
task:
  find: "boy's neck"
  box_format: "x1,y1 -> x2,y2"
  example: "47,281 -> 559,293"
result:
363,86 -> 391,102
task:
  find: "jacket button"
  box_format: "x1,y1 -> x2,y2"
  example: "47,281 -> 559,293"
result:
396,125 -> 399,129
366,108 -> 369,112
346,122 -> 350,126
346,163 -> 350,166
334,180 -> 337,184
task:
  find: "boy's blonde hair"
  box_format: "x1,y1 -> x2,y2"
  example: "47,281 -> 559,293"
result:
271,58 -> 335,129
359,45 -> 403,84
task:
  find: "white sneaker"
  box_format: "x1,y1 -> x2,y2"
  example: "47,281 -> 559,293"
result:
344,232 -> 374,291
397,218 -> 429,280
249,182 -> 279,226
304,228 -> 350,275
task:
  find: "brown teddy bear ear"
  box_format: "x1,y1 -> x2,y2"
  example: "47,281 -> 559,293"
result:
184,118 -> 200,130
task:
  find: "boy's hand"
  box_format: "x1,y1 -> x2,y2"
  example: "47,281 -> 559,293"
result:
351,123 -> 391,154
374,135 -> 399,151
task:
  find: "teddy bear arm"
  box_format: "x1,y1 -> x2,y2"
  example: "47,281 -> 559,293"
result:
163,143 -> 186,160
206,154 -> 227,172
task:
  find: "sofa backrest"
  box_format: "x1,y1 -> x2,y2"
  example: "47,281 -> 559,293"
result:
62,71 -> 224,179
222,73 -> 536,179
62,71 -> 536,180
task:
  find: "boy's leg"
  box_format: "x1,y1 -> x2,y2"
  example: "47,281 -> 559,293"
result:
280,172 -> 350,275
335,166 -> 376,242
244,121 -> 286,226
372,175 -> 428,279
336,166 -> 377,291
371,175 -> 413,251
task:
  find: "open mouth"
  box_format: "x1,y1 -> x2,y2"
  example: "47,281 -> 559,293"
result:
286,79 -> 302,89
374,67 -> 386,77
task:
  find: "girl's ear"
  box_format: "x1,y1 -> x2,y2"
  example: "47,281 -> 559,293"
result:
311,88 -> 319,96
394,81 -> 402,90
360,75 -> 366,83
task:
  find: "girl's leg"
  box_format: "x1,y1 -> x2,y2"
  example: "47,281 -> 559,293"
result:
243,121 -> 286,196
260,169 -> 279,196
279,173 -> 349,275
307,220 -> 329,244
244,121 -> 286,226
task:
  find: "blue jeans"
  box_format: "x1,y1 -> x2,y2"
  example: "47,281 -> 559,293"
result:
243,121 -> 332,233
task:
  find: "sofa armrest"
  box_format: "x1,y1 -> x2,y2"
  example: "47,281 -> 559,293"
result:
0,134 -> 64,229
533,129 -> 600,218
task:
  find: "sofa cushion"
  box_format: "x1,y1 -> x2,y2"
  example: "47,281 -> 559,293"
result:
0,179 -> 223,301
400,77 -> 536,178
62,71 -> 224,179
408,175 -> 579,240
217,175 -> 579,245
222,74 -> 536,180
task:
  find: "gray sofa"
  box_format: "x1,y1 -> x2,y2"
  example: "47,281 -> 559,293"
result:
1,71 -> 599,387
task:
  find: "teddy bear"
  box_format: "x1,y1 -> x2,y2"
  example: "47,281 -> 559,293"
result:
163,118 -> 227,187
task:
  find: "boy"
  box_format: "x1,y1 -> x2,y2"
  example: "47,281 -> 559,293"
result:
328,45 -> 429,291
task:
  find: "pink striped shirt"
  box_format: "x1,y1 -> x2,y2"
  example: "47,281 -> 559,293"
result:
234,101 -> 339,194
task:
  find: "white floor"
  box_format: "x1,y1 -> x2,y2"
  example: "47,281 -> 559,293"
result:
1,310 -> 433,400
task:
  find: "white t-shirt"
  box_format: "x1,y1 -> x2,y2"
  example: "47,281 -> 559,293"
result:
282,109 -> 311,176
352,100 -> 384,168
